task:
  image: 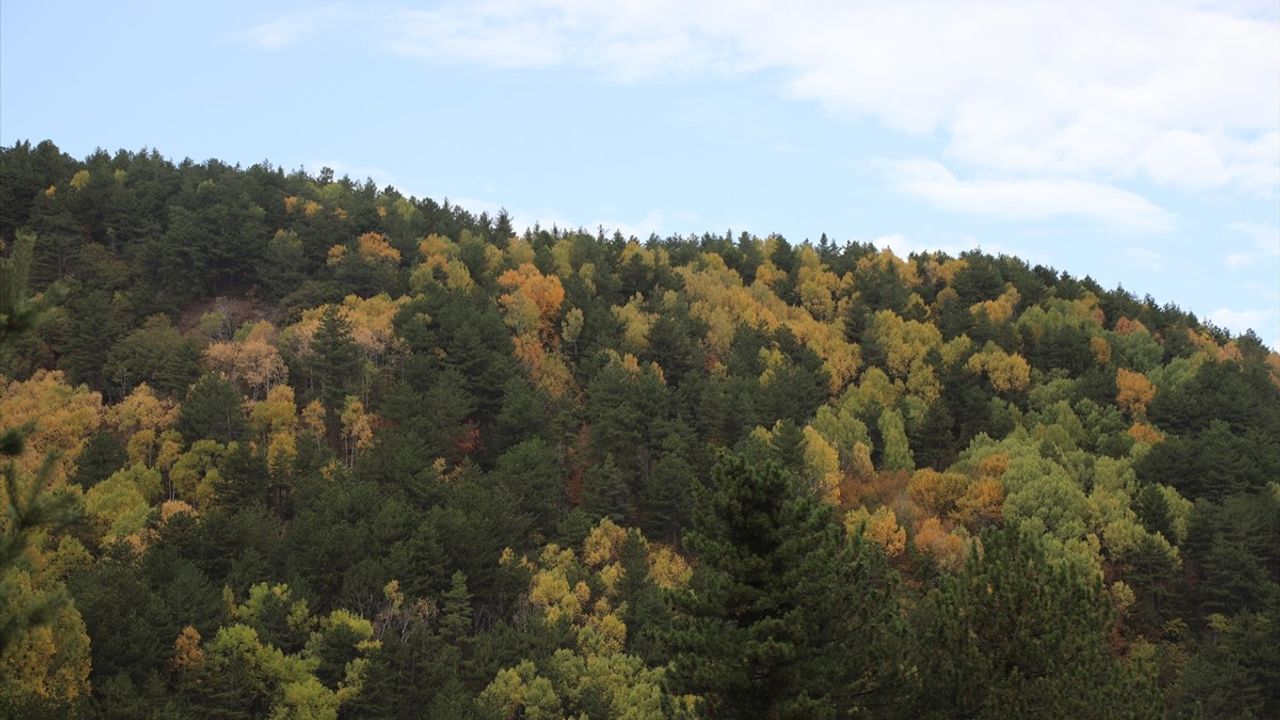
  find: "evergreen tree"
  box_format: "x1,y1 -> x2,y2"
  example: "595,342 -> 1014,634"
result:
309,304 -> 360,433
440,570 -> 474,649
179,374 -> 247,444
909,525 -> 1159,719
581,453 -> 629,524
663,452 -> 902,719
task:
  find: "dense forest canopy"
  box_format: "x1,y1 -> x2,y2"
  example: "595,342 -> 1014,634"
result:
1,139 -> 1278,719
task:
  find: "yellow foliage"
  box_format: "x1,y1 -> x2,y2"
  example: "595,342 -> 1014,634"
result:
583,518 -> 628,567
301,400 -> 326,438
267,431 -> 298,478
1127,422 -> 1164,445
647,546 -> 691,589
855,247 -> 921,287
612,294 -> 654,352
845,506 -> 906,558
914,517 -> 970,571
171,626 -> 205,672
249,384 -> 298,438
939,335 -> 973,368
498,263 -> 565,340
977,452 -> 1009,477
326,244 -> 347,266
802,426 -> 843,505
951,477 -> 1004,528
969,285 -> 1021,325
848,441 -> 875,481
340,397 -> 376,465
1090,335 -> 1112,365
908,469 -> 969,516
203,323 -> 287,397
501,238 -> 534,267
965,343 -> 1031,393
867,310 -> 942,380
0,571 -> 92,704
676,252 -> 859,392
160,500 -> 198,523
1113,317 -> 1149,336
0,370 -> 103,486
284,295 -> 408,365
355,231 -> 400,264
1116,368 -> 1156,418
108,383 -> 178,437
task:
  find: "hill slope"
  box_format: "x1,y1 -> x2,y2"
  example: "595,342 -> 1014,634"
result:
2,140 -> 1278,719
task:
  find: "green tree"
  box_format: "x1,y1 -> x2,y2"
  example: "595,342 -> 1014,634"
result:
309,305 -> 360,435
909,525 -> 1159,719
877,407 -> 914,472
663,452 -> 902,718
178,374 -> 247,444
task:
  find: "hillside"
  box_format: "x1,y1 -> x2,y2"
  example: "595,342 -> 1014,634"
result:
2,140 -> 1278,719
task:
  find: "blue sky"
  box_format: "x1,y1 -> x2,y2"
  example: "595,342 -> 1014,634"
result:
3,1 -> 1278,347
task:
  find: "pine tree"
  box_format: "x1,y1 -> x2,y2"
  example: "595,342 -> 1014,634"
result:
309,305 -> 360,436
663,452 -> 902,719
909,525 -> 1160,718
582,453 -> 629,524
439,570 -> 473,649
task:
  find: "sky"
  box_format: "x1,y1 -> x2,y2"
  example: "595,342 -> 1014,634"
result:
3,1 -> 1279,347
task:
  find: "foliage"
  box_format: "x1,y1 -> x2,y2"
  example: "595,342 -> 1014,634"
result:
1,141 -> 1276,716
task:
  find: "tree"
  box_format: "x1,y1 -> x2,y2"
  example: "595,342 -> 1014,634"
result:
663,452 -> 902,718
581,453 -> 629,525
103,314 -> 199,398
309,305 -> 360,435
909,525 -> 1159,719
178,374 -> 246,444
877,408 -> 914,472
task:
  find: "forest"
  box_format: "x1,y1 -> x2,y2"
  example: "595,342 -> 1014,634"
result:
1,139 -> 1277,719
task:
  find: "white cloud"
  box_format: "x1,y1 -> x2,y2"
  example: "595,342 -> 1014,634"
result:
240,1 -> 1280,191
887,159 -> 1175,230
242,1 -> 1279,227
494,205 -> 668,239
868,232 -> 1034,261
1208,306 -> 1279,341
241,7 -> 348,50
1223,221 -> 1280,268
302,159 -> 408,192
1117,246 -> 1166,271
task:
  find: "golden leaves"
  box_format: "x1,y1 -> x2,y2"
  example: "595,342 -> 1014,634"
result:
965,343 -> 1031,393
0,370 -> 103,485
1116,368 -> 1156,418
845,505 -> 906,559
202,322 -> 288,399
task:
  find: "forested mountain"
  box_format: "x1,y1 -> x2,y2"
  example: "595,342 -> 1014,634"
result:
1,139 -> 1277,719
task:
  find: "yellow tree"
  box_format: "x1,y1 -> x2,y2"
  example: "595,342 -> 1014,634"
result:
1116,368 -> 1156,418
340,396 -> 375,468
965,343 -> 1032,393
498,263 -> 572,397
0,370 -> 103,487
202,321 -> 288,400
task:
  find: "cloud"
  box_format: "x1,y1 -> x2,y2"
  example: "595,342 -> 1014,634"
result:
1117,246 -> 1166,270
241,8 -> 348,50
1208,306 -> 1280,343
868,233 -> 1035,262
1224,221 -> 1280,267
871,233 -> 970,258
241,0 -> 1280,194
887,159 -> 1175,230
466,203 -> 668,240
